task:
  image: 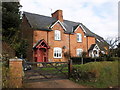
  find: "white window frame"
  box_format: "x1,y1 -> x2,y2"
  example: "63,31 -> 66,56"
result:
53,47 -> 62,58
77,33 -> 82,42
54,30 -> 61,40
76,48 -> 83,57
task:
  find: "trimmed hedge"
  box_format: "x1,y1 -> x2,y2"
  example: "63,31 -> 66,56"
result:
71,57 -> 120,64
71,57 -> 101,64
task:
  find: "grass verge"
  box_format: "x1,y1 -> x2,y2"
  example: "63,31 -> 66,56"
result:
71,61 -> 119,88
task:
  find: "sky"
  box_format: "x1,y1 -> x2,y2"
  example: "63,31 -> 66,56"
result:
20,0 -> 118,39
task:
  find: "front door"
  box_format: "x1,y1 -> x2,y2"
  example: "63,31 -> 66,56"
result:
33,39 -> 50,62
37,48 -> 47,62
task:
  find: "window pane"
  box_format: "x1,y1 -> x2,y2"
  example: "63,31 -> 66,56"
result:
77,49 -> 83,56
54,53 -> 56,57
54,30 -> 61,40
54,47 -> 62,58
77,33 -> 82,42
57,53 -> 58,57
57,31 -> 58,39
77,35 -> 79,41
55,31 -> 57,40
58,31 -> 60,40
79,34 -> 82,42
59,53 -> 61,57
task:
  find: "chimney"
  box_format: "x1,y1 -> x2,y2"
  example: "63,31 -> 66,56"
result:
51,10 -> 63,22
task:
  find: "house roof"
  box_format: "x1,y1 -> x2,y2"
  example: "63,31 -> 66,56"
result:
88,44 -> 96,51
96,40 -> 108,51
23,12 -> 56,31
23,12 -> 109,50
23,12 -> 102,37
88,42 -> 108,52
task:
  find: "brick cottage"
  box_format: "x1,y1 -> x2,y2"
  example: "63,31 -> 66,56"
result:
21,10 -> 109,62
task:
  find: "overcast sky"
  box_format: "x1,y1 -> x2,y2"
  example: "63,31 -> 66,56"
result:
20,0 -> 118,39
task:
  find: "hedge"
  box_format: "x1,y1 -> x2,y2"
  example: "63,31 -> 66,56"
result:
71,57 -> 120,64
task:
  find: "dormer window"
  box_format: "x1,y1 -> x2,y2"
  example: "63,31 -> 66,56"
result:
54,30 -> 61,40
77,33 -> 82,42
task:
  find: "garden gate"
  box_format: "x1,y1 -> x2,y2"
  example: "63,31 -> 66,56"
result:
23,60 -> 72,83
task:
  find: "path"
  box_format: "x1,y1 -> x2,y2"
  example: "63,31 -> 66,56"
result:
24,79 -> 88,88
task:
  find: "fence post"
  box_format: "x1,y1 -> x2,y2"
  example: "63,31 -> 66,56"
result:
9,58 -> 23,88
68,59 -> 72,78
81,57 -> 83,64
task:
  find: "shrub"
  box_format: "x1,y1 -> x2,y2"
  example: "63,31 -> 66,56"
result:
71,57 -> 100,64
71,56 -> 120,64
2,64 -> 9,88
64,51 -> 70,59
107,57 -> 120,61
2,54 -> 10,88
71,68 -> 96,82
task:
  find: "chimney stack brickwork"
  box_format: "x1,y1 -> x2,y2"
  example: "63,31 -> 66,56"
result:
52,10 -> 63,22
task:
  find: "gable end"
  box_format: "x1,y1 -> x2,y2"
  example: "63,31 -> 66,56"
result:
74,24 -> 86,33
49,20 -> 67,31
23,14 -> 33,28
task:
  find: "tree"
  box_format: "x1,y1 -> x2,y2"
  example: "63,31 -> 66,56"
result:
105,37 -> 118,49
117,43 -> 120,57
2,2 -> 22,40
105,37 -> 119,57
2,2 -> 28,58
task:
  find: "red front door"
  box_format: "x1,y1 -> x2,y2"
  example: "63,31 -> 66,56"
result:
37,48 -> 47,62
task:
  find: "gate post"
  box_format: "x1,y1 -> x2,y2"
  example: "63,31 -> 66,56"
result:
9,58 -> 23,88
68,59 -> 72,78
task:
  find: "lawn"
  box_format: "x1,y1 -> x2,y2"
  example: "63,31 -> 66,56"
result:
71,61 -> 119,88
32,64 -> 68,75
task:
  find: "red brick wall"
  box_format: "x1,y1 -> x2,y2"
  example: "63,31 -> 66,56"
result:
87,36 -> 96,49
48,23 -> 69,62
9,59 -> 23,88
33,30 -> 47,45
21,15 -> 33,61
70,26 -> 87,57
